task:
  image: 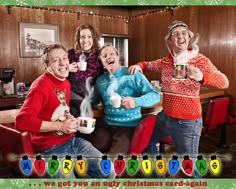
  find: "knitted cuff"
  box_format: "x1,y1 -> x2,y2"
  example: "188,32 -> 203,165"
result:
137,62 -> 147,71
201,73 -> 208,84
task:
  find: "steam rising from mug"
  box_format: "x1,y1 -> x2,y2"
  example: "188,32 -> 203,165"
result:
80,77 -> 93,117
107,75 -> 120,98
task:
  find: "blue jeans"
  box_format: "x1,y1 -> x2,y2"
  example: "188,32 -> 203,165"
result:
40,136 -> 116,178
144,110 -> 202,177
145,110 -> 202,156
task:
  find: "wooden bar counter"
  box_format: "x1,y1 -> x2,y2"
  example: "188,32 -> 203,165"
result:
199,87 -> 225,99
0,96 -> 25,109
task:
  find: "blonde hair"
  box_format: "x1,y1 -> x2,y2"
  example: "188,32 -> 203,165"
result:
99,44 -> 119,56
42,44 -> 67,65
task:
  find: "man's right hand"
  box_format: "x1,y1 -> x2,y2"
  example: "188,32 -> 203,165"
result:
128,65 -> 143,75
59,117 -> 78,134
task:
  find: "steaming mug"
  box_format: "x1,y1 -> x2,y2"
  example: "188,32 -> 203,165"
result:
110,95 -> 122,108
78,61 -> 87,71
77,117 -> 96,134
173,64 -> 188,80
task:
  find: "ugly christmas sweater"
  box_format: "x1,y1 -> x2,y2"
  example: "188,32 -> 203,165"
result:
15,72 -> 72,152
92,66 -> 160,127
137,52 -> 229,119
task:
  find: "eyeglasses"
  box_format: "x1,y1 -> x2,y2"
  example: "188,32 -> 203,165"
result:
171,30 -> 189,38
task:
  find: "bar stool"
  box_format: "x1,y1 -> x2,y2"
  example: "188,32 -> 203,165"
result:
128,114 -> 174,155
128,114 -> 156,155
201,97 -> 230,149
202,97 -> 229,135
0,123 -> 35,177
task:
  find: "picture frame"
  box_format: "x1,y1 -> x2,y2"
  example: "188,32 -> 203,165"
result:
19,22 -> 59,58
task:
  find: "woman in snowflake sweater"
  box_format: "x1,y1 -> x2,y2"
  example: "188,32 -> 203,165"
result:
68,24 -> 104,117
128,20 -> 229,175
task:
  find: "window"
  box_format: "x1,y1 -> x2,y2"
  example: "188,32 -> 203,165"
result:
100,34 -> 129,67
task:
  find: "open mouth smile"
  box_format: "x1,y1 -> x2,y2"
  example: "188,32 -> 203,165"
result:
108,61 -> 114,65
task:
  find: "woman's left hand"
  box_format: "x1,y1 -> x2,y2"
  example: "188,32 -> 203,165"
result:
188,65 -> 203,82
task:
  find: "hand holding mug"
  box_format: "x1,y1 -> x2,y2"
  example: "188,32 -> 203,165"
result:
188,65 -> 203,81
57,117 -> 78,134
69,62 -> 78,73
121,96 -> 136,109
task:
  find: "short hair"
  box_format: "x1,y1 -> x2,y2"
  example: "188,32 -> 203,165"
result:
42,44 -> 67,64
75,24 -> 100,53
99,44 -> 119,56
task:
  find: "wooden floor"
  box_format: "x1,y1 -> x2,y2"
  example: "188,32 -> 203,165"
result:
199,131 -> 236,178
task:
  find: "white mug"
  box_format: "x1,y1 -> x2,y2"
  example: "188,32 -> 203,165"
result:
77,117 -> 96,134
110,95 -> 121,108
78,61 -> 87,71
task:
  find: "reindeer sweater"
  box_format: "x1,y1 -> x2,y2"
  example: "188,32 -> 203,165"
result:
15,72 -> 73,152
137,52 -> 229,119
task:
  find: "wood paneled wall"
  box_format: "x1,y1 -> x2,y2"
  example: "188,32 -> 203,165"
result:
0,6 -> 236,110
0,6 -> 129,84
128,6 -> 236,110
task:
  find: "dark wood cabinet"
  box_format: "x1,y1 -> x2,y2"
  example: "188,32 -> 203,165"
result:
0,97 -> 25,110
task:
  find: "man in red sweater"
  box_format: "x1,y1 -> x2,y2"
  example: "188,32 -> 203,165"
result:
15,44 -> 115,178
128,20 -> 229,177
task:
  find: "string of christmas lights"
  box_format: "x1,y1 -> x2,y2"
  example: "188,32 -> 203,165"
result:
6,5 -> 182,21
19,154 -> 222,176
15,154 -> 230,159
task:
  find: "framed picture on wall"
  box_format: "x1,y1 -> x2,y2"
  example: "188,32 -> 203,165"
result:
19,22 -> 59,58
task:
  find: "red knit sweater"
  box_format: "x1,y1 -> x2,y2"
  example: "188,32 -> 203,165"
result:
15,72 -> 73,152
138,52 -> 229,119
